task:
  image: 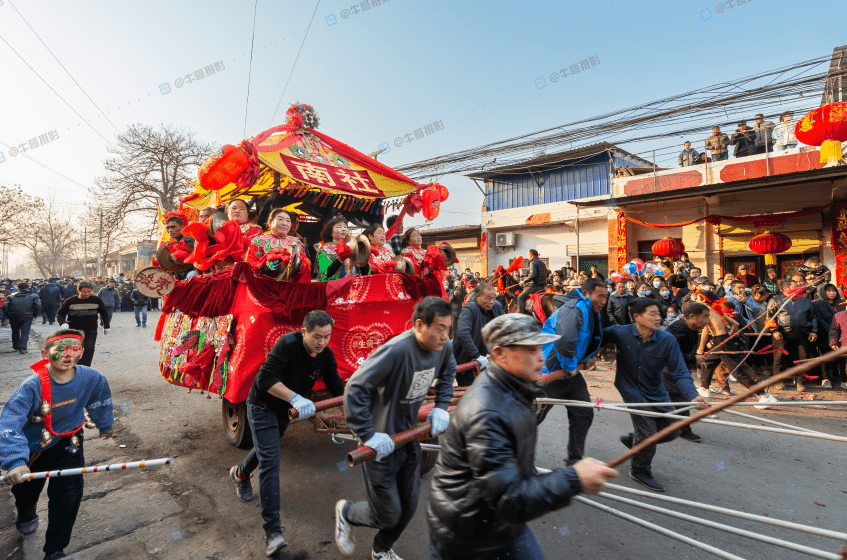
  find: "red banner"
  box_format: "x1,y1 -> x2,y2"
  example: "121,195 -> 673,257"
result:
617,212 -> 628,271
480,232 -> 488,275
831,203 -> 847,288
279,154 -> 382,196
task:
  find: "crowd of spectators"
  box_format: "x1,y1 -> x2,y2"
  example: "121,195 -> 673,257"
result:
683,111 -> 798,167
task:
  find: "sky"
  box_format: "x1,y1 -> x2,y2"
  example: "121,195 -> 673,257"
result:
1,0 -> 845,269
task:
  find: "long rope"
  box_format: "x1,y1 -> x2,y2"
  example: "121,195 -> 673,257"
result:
268,0 -> 321,126
243,0 -> 259,138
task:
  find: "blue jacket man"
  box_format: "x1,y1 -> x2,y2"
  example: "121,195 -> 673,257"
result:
38,280 -> 63,325
536,278 -> 608,466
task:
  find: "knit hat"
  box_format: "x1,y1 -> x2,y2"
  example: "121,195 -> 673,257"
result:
482,314 -> 560,349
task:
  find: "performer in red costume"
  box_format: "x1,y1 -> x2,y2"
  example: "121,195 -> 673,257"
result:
245,209 -> 311,282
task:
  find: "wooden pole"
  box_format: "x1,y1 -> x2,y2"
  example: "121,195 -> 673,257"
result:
605,345 -> 847,469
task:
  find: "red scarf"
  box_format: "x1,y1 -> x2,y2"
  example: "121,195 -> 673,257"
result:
29,360 -> 84,438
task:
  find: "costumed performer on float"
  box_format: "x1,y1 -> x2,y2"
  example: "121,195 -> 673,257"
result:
364,223 -> 403,275
0,329 -> 113,560
245,209 -> 311,282
182,198 -> 263,272
400,228 -> 426,274
316,217 -> 355,282
226,198 -> 263,241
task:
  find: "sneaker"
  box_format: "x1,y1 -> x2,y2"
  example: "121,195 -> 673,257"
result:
796,379 -> 805,392
821,380 -> 833,389
629,470 -> 666,493
777,382 -> 787,390
42,318 -> 47,325
619,433 -> 633,449
728,374 -> 737,382
44,552 -> 70,560
335,500 -> 355,556
696,386 -> 711,398
679,431 -> 702,442
264,532 -> 287,556
840,382 -> 847,390
16,517 -> 39,535
755,393 -> 778,410
19,349 -> 28,354
229,465 -> 253,502
372,551 -> 403,560
142,324 -> 147,328
136,324 -> 141,327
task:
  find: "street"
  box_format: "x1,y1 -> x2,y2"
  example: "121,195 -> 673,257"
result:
2,311 -> 846,560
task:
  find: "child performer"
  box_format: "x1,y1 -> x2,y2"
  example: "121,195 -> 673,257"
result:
0,329 -> 114,560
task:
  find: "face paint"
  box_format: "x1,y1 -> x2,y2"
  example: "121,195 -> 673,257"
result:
48,338 -> 83,365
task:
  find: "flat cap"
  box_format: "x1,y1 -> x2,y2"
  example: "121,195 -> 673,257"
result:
482,314 -> 560,349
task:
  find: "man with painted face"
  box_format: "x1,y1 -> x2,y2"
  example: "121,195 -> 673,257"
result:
229,311 -> 345,556
56,282 -> 110,367
335,297 -> 456,560
0,329 -> 113,560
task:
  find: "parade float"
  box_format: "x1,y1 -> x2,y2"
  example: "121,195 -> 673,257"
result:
138,104 -> 470,451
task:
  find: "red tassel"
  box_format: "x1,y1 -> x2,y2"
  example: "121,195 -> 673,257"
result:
505,256 -> 524,275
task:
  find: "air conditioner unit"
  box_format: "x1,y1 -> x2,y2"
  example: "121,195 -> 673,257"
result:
495,232 -> 516,247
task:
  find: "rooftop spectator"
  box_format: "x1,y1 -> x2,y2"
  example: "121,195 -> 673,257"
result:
772,111 -> 798,152
751,113 -> 775,154
678,141 -> 701,167
730,121 -> 757,158
705,126 -> 729,161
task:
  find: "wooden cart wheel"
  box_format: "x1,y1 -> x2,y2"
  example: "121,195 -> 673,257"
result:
222,398 -> 253,449
420,436 -> 439,477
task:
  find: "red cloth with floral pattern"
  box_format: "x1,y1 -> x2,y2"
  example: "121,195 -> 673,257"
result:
401,246 -> 427,274
369,244 -> 398,274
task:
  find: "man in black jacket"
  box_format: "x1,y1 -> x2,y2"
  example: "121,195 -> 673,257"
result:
516,249 -> 547,315
449,278 -> 467,340
38,280 -> 62,325
606,280 -> 632,325
453,283 -> 505,385
130,287 -> 150,327
666,303 -> 712,442
767,279 -> 818,391
57,281 -> 110,367
2,283 -> 41,353
427,314 -> 617,560
230,310 -> 344,556
730,121 -> 757,158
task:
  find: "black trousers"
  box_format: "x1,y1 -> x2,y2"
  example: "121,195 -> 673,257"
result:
772,333 -> 809,381
536,374 -> 593,463
344,442 -> 421,553
516,285 -> 544,315
625,406 -> 680,475
663,370 -> 695,437
699,335 -> 760,393
77,327 -> 98,367
12,434 -> 85,557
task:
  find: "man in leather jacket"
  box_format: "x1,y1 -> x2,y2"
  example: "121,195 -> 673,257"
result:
516,249 -> 547,315
427,314 -> 618,560
767,279 -> 818,391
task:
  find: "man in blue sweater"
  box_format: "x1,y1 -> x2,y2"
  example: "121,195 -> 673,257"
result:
537,278 -> 608,466
1,329 -> 113,560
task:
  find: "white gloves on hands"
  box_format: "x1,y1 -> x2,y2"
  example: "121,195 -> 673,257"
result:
289,394 -> 316,419
60,323 -> 69,329
476,355 -> 489,369
364,432 -> 395,461
428,407 -> 450,437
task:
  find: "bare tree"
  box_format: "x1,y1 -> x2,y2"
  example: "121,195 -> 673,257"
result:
92,124 -> 217,222
0,184 -> 45,247
77,206 -> 132,274
20,194 -> 78,278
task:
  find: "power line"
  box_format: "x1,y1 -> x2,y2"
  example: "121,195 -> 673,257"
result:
268,0 -> 321,126
243,0 -> 259,138
0,33 -> 114,147
6,0 -> 119,133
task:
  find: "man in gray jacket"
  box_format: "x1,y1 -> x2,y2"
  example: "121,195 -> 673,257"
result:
335,297 -> 456,560
97,280 -> 120,327
453,283 -> 505,386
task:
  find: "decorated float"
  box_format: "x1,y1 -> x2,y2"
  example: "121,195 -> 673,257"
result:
140,104 -> 465,448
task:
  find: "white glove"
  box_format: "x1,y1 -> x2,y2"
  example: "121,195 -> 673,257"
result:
364,432 -> 395,461
427,407 -> 450,437
103,328 -> 109,335
476,355 -> 489,369
289,394 -> 315,419
60,323 -> 69,329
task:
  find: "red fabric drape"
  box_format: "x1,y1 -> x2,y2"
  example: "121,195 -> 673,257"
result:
622,204 -> 829,229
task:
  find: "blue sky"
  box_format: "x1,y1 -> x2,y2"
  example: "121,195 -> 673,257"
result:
1,0 -> 844,232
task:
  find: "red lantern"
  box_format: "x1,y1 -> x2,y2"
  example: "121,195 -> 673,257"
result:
749,231 -> 792,266
197,145 -> 250,191
421,183 -> 449,220
795,103 -> 847,164
651,237 -> 685,260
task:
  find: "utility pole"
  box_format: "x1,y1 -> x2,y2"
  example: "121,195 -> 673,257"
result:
97,207 -> 103,277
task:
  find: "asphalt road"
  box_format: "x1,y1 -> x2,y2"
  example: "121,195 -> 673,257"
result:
2,311 -> 846,560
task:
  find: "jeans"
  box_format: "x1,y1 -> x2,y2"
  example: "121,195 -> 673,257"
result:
774,144 -> 797,152
245,401 -> 290,534
516,285 -> 544,315
10,319 -> 33,350
134,305 -> 148,326
625,405 -> 680,475
711,152 -> 728,161
103,307 -> 115,326
429,526 -> 546,560
12,433 -> 85,557
535,373 -> 594,463
344,442 -> 422,553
